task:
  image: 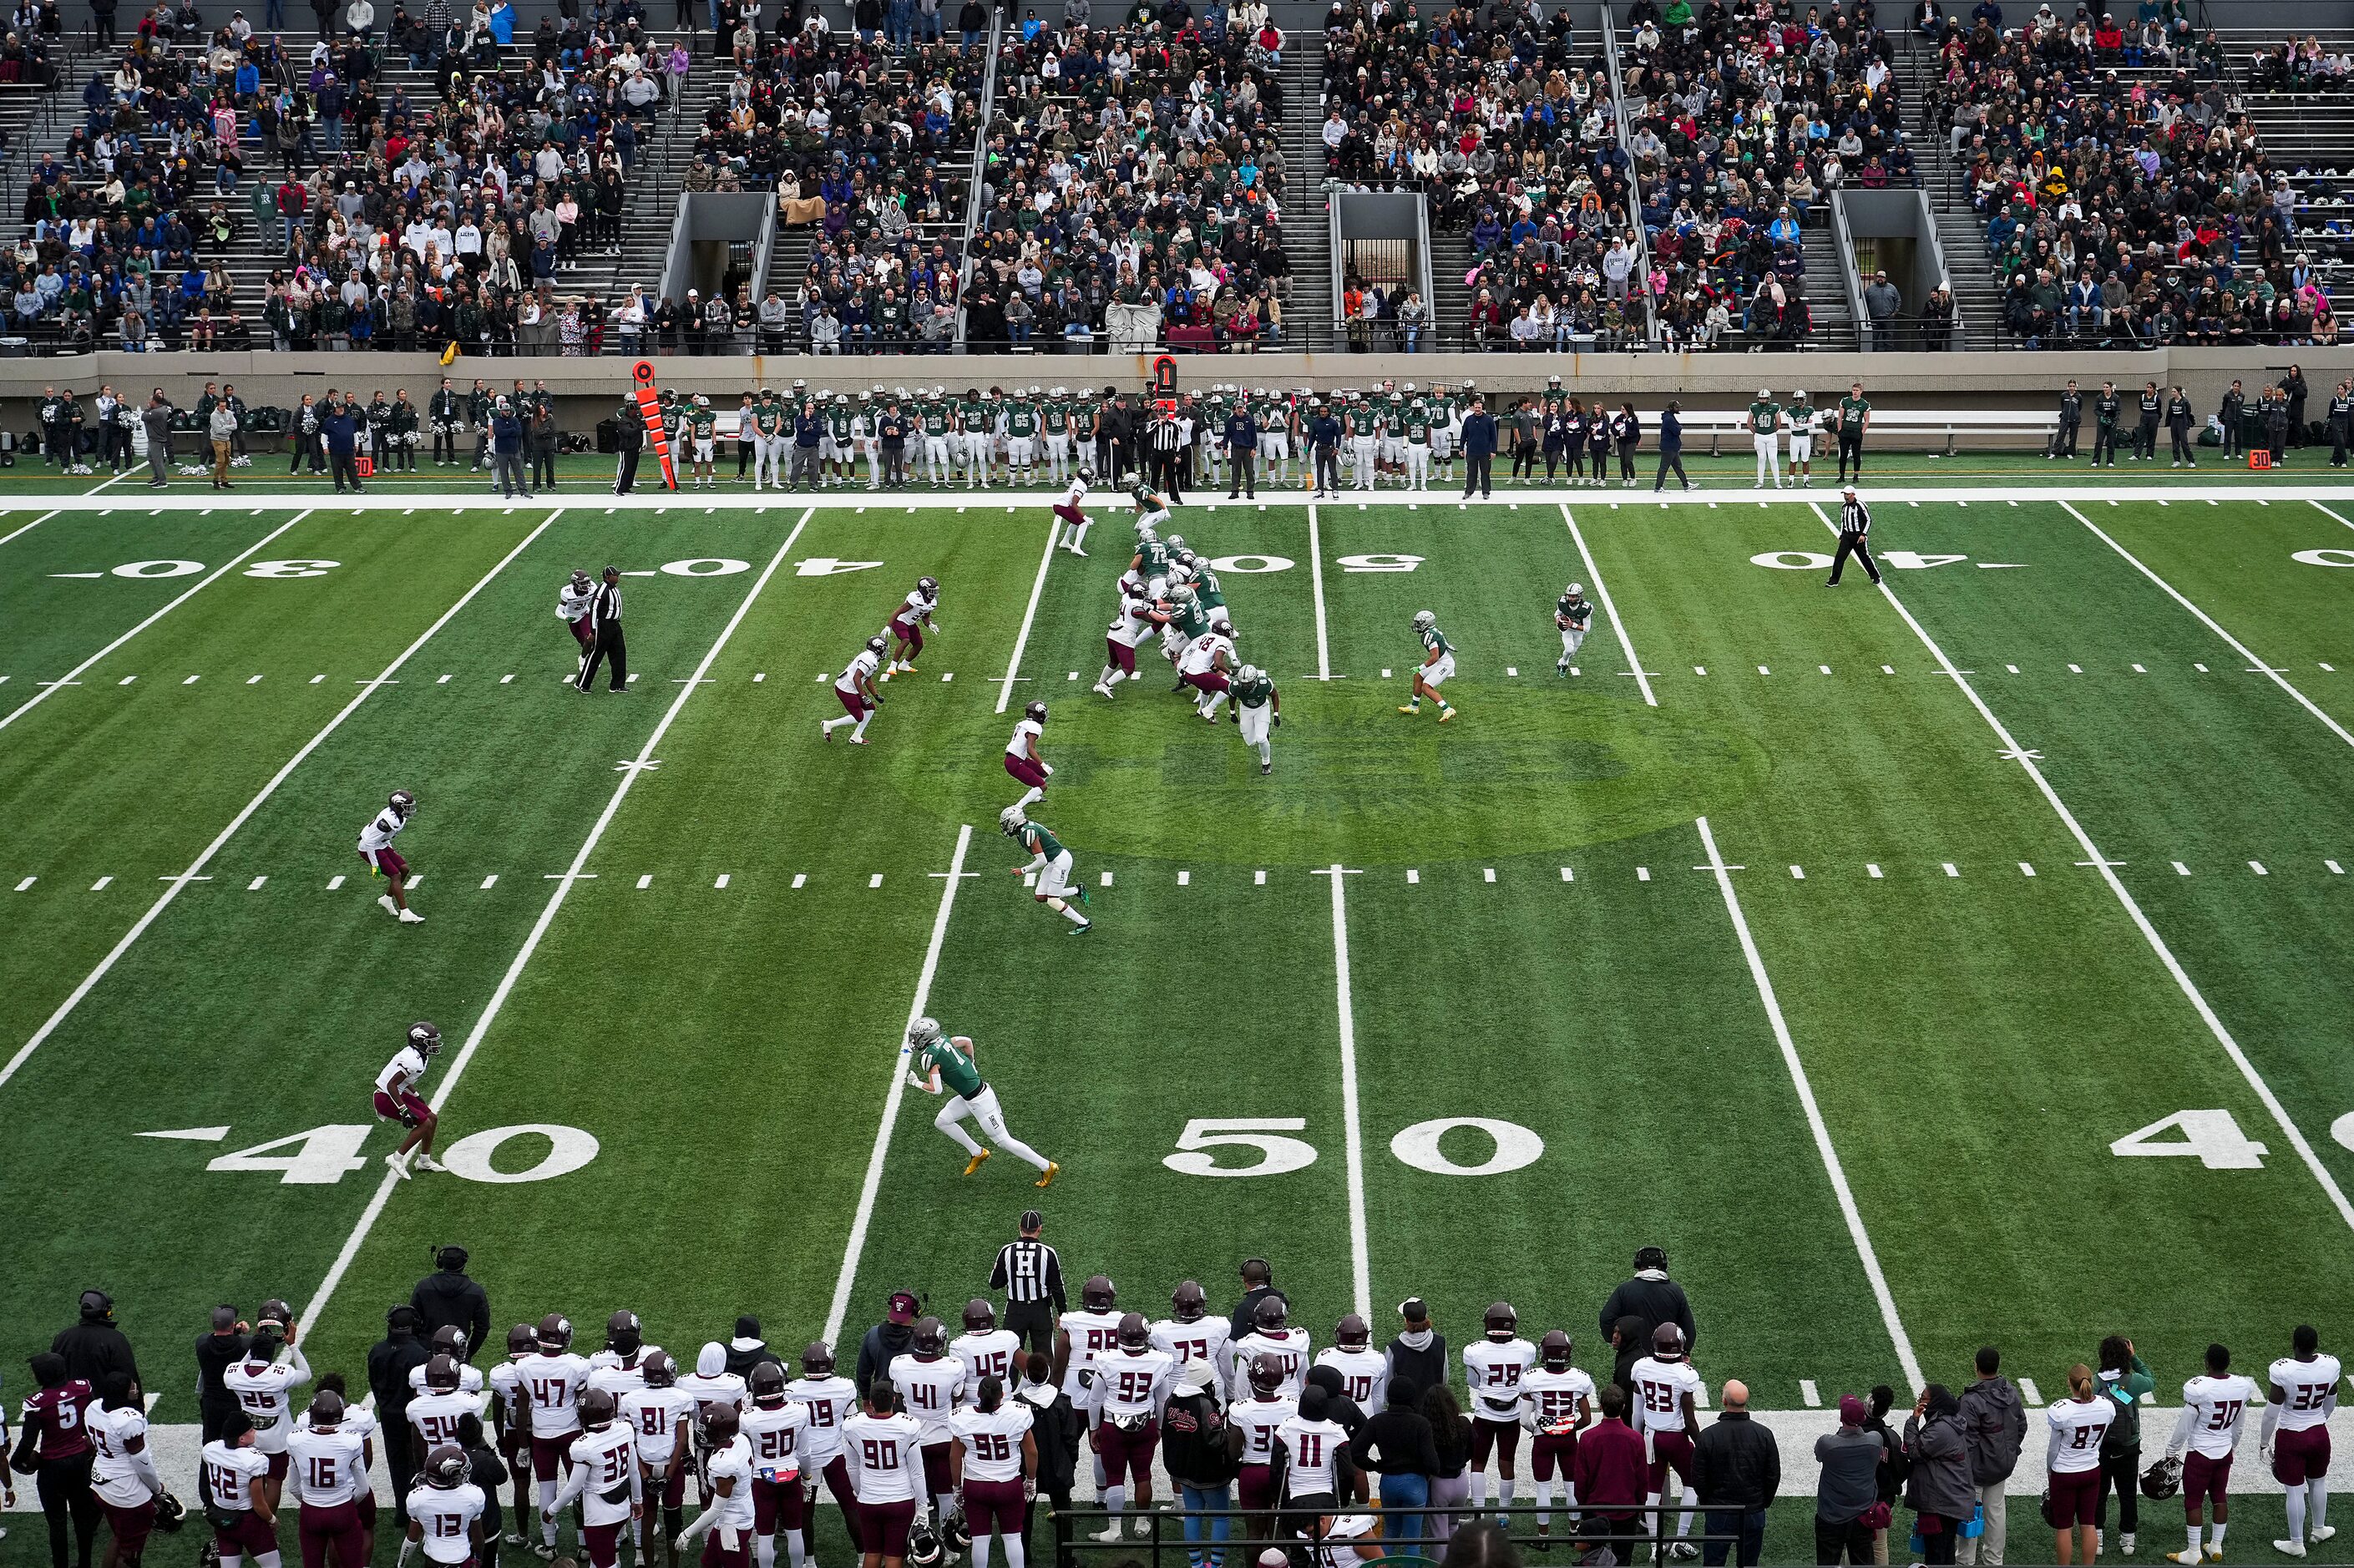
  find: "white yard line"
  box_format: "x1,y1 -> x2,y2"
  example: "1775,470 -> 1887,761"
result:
0,508 -> 60,549
1695,815 -> 1926,1393
821,822 -> 977,1347
86,468 -> 135,498
1807,502 -> 2354,1233
1307,503 -> 1331,680
1562,505 -> 1657,706
0,509 -> 314,732
2312,499 -> 2354,534
1319,864 -> 1374,1320
2061,501 -> 2354,751
298,506 -> 813,1342
995,515 -> 1060,715
0,508 -> 562,1095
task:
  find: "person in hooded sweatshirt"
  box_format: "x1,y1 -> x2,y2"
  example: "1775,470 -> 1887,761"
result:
1597,1247 -> 1696,1357
722,1316 -> 784,1380
857,1292 -> 919,1399
1015,1350 -> 1083,1524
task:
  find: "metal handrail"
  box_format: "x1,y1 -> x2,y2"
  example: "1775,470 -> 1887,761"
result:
1047,1500 -> 1739,1568
1913,180 -> 1962,349
1827,187 -> 1870,350
953,9 -> 1005,351
1598,5 -> 1661,347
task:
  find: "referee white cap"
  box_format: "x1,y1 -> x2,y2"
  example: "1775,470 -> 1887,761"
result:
1843,484 -> 1857,496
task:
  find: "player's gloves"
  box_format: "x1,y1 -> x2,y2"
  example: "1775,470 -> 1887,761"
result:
1023,1478 -> 1037,1503
1273,716 -> 1282,728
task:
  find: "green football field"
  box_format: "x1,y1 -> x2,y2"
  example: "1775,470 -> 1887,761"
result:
3,479 -> 2352,1559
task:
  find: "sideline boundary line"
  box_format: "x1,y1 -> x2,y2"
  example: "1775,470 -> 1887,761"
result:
2061,501 -> 2354,751
0,507 -> 559,1095
821,822 -> 976,1347
1809,501 -> 2354,1233
298,507 -> 813,1341
0,508 -> 313,732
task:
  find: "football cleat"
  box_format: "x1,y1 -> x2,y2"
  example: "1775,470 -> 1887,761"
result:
962,1151 -> 990,1176
1171,1282 -> 1207,1323
1035,1160 -> 1061,1186
1082,1275 -> 1117,1311
1485,1302 -> 1518,1341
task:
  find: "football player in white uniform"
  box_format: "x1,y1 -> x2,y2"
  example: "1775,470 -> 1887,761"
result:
1462,1303 -> 1536,1515
1273,1385 -> 1351,1513
1092,1315 -> 1177,1540
588,1312 -> 661,1400
820,636 -> 887,745
1096,581 -> 1158,699
676,1407 -> 755,1568
89,1373 -> 165,1567
202,1411 -> 281,1568
952,1302 -> 1024,1395
1230,1353 -> 1298,1541
375,1019 -> 446,1181
1521,1332 -> 1594,1547
1314,1318 -> 1383,1410
286,1390 -> 371,1568
889,1317 -> 969,1523
559,568 -> 598,670
1053,1276 -> 1126,1491
787,1343 -> 861,1567
1005,701 -> 1052,812
2261,1324 -> 2341,1558
681,1343 -> 749,1503
547,1389 -> 640,1568
1151,1283 -> 1233,1399
357,787 -> 423,922
402,1443 -> 487,1568
840,1387 -> 926,1565
740,1364 -> 811,1568
949,1375 -> 1035,1568
224,1312 -> 311,1513
408,1355 -> 486,1459
410,1328 -> 485,1396
618,1350 -> 696,1559
1229,1299 -> 1311,1403
882,578 -> 939,680
487,1323 -> 540,1543
520,1315 -> 592,1556
2161,1342 -> 2261,1565
1629,1323 -> 1704,1560
1179,617 -> 1236,721
1054,468 -> 1095,557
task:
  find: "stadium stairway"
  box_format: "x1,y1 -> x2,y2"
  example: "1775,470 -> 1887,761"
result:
1278,40 -> 1337,352
1800,219 -> 1860,350
1428,228 -> 1473,353
1892,34 -> 2002,348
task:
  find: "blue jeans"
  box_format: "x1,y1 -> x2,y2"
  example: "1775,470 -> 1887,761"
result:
1702,1506 -> 1767,1567
1179,1482 -> 1230,1568
1379,1472 -> 1430,1559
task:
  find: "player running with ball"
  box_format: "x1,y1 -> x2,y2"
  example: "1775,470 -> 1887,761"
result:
1229,664 -> 1280,776
906,1017 -> 1060,1186
1001,806 -> 1091,935
1399,611 -> 1457,722
1556,584 -> 1591,675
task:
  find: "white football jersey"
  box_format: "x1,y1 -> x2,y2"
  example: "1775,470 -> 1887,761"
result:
1058,1308 -> 1125,1402
742,1401 -> 811,1479
376,1046 -> 429,1098
357,805 -> 408,852
950,1402 -> 1034,1484
1463,1338 -> 1538,1421
201,1441 -> 271,1513
1628,1356 -> 1703,1435
407,1389 -> 484,1452
1276,1414 -> 1349,1498
1310,1512 -> 1379,1568
409,1361 -> 485,1397
681,1371 -> 747,1424
837,647 -> 881,694
1152,1318 -> 1233,1391
1313,1348 -> 1385,1409
701,1435 -> 757,1530
2048,1398 -> 2114,1471
889,1353 -> 968,1444
617,1383 -> 696,1465
225,1349 -> 311,1454
787,1374 -> 859,1464
1109,591 -> 1157,647
1233,1329 -> 1312,1401
2174,1373 -> 2261,1460
1231,1393 -> 1298,1465
1098,1347 -> 1176,1421
287,1424 -> 369,1506
488,1357 -> 530,1428
88,1405 -> 154,1507
568,1425 -> 642,1525
2267,1355 -> 2343,1430
1006,716 -> 1043,760
588,1345 -> 665,1399
1061,477 -> 1090,508
899,588 -> 935,621
1179,633 -> 1233,676
408,1482 -> 488,1565
1523,1366 -> 1595,1433
951,1329 -> 1023,1393
520,1352 -> 591,1437
842,1410 -> 924,1504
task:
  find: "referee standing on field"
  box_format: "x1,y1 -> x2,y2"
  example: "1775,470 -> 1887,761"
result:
987,1209 -> 1066,1357
1826,486 -> 1881,586
1151,405 -> 1185,503
575,565 -> 629,693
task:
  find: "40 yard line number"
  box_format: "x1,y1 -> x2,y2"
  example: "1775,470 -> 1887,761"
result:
193,1122 -> 599,1185
1166,1116 -> 1544,1178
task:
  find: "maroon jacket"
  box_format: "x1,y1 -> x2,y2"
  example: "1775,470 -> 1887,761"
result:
18,1381 -> 96,1461
1572,1416 -> 1648,1518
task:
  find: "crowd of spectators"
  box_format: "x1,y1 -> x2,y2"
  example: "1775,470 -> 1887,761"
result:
1926,2 -> 2340,347
1618,0 -> 1911,349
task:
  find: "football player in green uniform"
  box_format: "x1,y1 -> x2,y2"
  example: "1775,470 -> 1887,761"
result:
1001,805 -> 1092,935
1785,389 -> 1818,488
825,394 -> 855,488
1005,391 -> 1042,486
1557,584 -> 1592,675
690,396 -> 720,488
1229,661 -> 1280,776
1400,609 -> 1457,721
1748,388 -> 1784,490
905,1017 -> 1060,1185
921,390 -> 955,488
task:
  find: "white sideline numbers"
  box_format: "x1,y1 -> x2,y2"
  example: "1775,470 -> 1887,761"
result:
243,559 -> 342,579
2109,1109 -> 2268,1170
112,559 -> 207,579
201,1122 -> 599,1184
2292,549 -> 2354,569
1753,550 -> 1972,570
1167,1117 -> 1544,1178
1164,1118 -> 1318,1178
664,557 -> 753,577
1208,554 -> 1294,574
1338,554 -> 1424,574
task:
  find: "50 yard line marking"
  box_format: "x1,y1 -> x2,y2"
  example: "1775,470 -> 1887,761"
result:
2061,500 -> 2354,751
0,508 -> 314,733
299,507 -> 815,1342
994,513 -> 1061,714
1809,502 -> 2354,1232
1318,864 -> 1373,1320
1575,503 -> 1920,1383
1308,503 -> 1331,680
0,508 -> 561,1095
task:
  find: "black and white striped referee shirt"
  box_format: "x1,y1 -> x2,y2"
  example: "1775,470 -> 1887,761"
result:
988,1237 -> 1066,1310
590,580 -> 624,627
1840,497 -> 1871,534
1152,417 -> 1182,456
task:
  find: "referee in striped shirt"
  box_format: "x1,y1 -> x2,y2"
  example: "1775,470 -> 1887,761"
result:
1826,486 -> 1882,586
575,565 -> 630,691
1150,407 -> 1185,503
987,1209 -> 1066,1356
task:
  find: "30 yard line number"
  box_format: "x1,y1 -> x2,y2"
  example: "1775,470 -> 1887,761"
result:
1165,1116 -> 1545,1177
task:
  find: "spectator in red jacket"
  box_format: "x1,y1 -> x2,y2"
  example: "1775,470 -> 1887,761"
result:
1573,1385 -> 1650,1563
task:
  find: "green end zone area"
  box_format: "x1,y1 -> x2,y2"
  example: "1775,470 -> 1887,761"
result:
2,488 -> 2351,1558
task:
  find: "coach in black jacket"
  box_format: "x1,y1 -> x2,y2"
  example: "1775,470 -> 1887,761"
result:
1597,1246 -> 1696,1354
412,1246 -> 492,1359
369,1305 -> 431,1525
1693,1381 -> 1779,1565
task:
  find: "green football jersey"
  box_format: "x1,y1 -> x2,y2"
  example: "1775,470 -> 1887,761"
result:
915,1037 -> 985,1100
1193,565 -> 1225,608
1749,400 -> 1781,434
1016,821 -> 1066,861
1420,624 -> 1453,658
828,405 -> 853,440
1234,670 -> 1274,708
1788,401 -> 1816,432
1139,537 -> 1172,574
1007,405 -> 1039,438
1838,395 -> 1871,430
1179,599 -> 1212,638
692,409 -> 716,438
960,399 -> 990,433
923,404 -> 951,437
1405,402 -> 1431,443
